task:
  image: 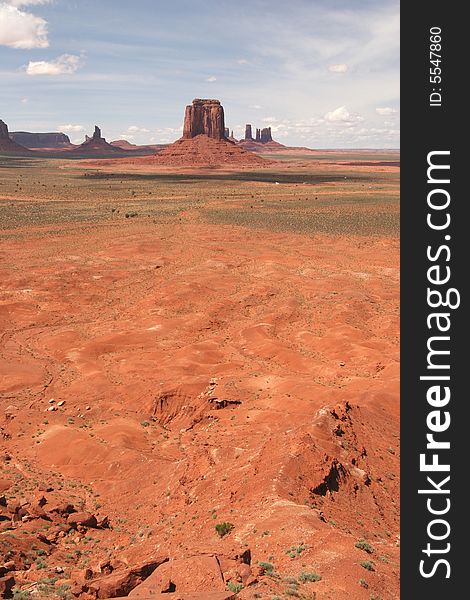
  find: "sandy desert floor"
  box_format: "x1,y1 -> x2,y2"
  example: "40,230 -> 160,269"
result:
0,153 -> 399,600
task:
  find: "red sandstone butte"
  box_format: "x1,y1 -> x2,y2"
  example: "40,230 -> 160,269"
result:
183,99 -> 225,140
148,99 -> 269,166
0,119 -> 31,154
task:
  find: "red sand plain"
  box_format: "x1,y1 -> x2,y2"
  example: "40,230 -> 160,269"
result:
0,155 -> 399,599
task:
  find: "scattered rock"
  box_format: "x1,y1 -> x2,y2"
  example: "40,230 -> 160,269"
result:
0,479 -> 12,493
208,398 -> 241,410
129,556 -> 225,596
76,558 -> 168,599
50,502 -> 76,516
67,511 -> 98,529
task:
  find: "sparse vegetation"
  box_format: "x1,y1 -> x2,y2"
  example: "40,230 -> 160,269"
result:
215,521 -> 234,537
285,543 -> 307,558
355,539 -> 373,553
227,581 -> 244,593
359,578 -> 369,588
299,571 -> 322,582
257,560 -> 275,574
360,560 -> 375,571
12,590 -> 30,600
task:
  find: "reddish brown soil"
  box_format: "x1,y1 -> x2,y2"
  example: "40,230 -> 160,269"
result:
148,135 -> 268,166
0,157 -> 399,600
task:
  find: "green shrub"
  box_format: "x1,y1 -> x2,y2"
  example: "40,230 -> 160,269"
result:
359,578 -> 369,588
355,539 -> 373,553
299,571 -> 322,582
227,581 -> 244,593
285,543 -> 307,558
12,591 -> 30,600
360,560 -> 375,571
257,561 -> 274,574
215,522 -> 234,537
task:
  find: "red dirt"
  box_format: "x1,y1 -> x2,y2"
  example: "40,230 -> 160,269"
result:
1,212 -> 399,599
148,135 -> 269,166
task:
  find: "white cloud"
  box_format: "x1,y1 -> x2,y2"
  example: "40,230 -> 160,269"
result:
4,1 -> 52,6
249,104 -> 262,110
262,116 -> 278,123
26,54 -> 83,76
127,125 -> 150,133
328,63 -> 348,73
0,2 -> 48,48
58,124 -> 84,133
206,75 -> 217,82
324,106 -> 362,123
376,107 -> 398,116
237,58 -> 249,65
20,97 -> 28,103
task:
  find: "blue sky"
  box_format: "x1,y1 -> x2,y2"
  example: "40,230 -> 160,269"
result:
0,0 -> 399,148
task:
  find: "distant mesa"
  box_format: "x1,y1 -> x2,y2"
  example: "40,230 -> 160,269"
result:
0,119 -> 31,154
69,125 -> 126,155
153,99 -> 267,166
10,131 -> 72,149
110,139 -> 138,149
110,139 -> 167,154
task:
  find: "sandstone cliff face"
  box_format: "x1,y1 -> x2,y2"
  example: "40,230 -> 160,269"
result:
183,99 -> 225,140
261,127 -> 273,143
69,125 -> 125,155
242,124 -> 274,144
0,119 -> 30,153
10,131 -> 71,148
0,119 -> 8,139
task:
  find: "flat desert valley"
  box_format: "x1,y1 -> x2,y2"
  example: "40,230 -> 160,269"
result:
0,151 -> 399,600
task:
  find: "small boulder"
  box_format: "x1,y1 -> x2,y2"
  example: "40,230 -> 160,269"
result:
0,575 -> 15,598
67,511 -> 98,529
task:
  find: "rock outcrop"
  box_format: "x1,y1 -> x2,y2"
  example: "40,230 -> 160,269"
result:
69,126 -> 125,156
149,99 -> 267,166
0,119 -> 30,154
224,127 -> 230,138
260,127 -> 273,143
183,99 -> 225,140
10,131 -> 71,149
242,124 -> 273,144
